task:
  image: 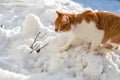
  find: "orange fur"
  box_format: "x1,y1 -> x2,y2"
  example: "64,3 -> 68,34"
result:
54,10 -> 120,51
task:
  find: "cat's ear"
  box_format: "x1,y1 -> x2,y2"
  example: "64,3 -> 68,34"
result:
56,11 -> 62,17
62,15 -> 69,24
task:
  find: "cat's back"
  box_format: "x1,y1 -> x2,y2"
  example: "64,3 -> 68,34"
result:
95,11 -> 120,32
96,11 -> 120,19
96,11 -> 120,25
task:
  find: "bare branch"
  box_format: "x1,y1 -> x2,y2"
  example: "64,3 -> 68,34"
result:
30,31 -> 49,54
39,32 -> 47,39
36,43 -> 49,53
30,32 -> 41,49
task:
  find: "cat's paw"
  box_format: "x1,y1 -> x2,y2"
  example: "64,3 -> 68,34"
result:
59,45 -> 72,53
87,48 -> 96,53
59,47 -> 67,53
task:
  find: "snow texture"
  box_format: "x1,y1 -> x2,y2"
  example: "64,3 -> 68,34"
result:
0,0 -> 120,80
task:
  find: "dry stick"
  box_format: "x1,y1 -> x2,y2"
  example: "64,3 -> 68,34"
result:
30,32 -> 41,53
36,32 -> 49,53
36,43 -> 49,53
30,32 -> 41,49
30,32 -> 49,53
39,32 -> 47,39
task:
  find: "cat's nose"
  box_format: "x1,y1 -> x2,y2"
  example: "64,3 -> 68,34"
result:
55,28 -> 58,32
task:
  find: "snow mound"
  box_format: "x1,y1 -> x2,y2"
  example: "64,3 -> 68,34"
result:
0,0 -> 120,80
21,14 -> 46,37
0,68 -> 27,80
3,13 -> 120,80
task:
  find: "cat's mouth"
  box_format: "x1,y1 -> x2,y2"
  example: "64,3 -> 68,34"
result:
55,27 -> 70,32
55,28 -> 69,32
55,28 -> 63,32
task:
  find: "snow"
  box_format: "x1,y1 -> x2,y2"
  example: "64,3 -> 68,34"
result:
0,0 -> 120,80
0,68 -> 27,80
21,13 -> 46,37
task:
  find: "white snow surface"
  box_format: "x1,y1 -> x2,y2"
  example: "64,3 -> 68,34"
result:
0,0 -> 120,80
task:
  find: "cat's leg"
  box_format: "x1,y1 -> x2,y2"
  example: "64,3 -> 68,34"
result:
59,37 -> 79,52
95,44 -> 113,55
88,41 -> 112,54
87,40 -> 100,53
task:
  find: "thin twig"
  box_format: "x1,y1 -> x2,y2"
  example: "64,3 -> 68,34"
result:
30,31 -> 49,53
36,43 -> 49,53
30,32 -> 41,49
39,32 -> 47,39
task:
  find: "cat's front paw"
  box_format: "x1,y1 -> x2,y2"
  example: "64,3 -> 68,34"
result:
87,48 -> 96,53
59,45 -> 72,53
59,47 -> 67,53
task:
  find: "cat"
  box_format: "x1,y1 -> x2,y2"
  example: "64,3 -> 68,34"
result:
54,10 -> 120,52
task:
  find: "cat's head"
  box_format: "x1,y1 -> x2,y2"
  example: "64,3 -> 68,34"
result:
54,11 -> 73,32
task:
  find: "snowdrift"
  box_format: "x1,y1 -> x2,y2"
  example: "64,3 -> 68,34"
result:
0,13 -> 120,80
0,0 -> 120,80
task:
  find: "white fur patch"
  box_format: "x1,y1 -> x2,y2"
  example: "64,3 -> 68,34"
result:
71,20 -> 104,50
62,15 -> 69,24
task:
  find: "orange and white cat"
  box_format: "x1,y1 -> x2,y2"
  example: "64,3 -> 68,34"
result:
54,10 -> 120,52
